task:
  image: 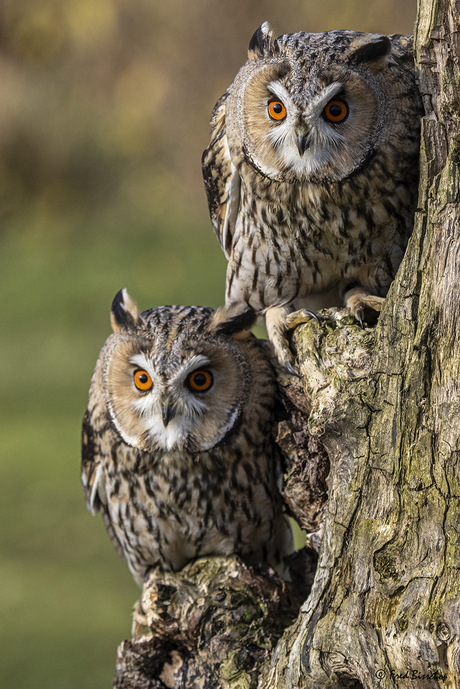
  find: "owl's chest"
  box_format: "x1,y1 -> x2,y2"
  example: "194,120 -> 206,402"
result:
236,170 -> 416,278
105,454 -> 218,524
102,456 -> 217,570
103,450 -> 269,571
242,186 -> 379,252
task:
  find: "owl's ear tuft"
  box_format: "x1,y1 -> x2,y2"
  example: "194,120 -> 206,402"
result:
210,304 -> 257,340
349,35 -> 391,70
110,289 -> 140,332
248,22 -> 275,59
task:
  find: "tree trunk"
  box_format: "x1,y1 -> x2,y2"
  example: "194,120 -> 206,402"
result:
265,0 -> 460,686
114,0 -> 460,686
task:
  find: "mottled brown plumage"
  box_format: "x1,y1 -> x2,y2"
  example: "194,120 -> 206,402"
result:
202,23 -> 423,368
82,289 -> 292,586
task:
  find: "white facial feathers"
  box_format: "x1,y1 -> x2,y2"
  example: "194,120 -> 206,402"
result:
265,80 -> 347,176
127,352 -> 220,451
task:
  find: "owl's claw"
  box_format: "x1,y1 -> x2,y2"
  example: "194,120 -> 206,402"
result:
285,308 -> 320,331
265,305 -> 324,375
284,361 -> 300,378
344,287 -> 385,327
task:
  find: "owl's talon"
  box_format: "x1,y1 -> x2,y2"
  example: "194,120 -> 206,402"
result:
284,361 -> 300,378
285,309 -> 319,331
344,287 -> 385,327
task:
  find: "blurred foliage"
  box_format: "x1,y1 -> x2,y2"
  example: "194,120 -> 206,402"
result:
0,0 -> 416,228
0,1 -> 416,687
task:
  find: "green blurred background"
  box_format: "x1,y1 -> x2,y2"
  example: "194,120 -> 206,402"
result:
0,1 -> 416,686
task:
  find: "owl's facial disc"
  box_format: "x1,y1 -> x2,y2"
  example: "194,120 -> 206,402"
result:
128,353 -> 216,451
263,80 -> 350,178
107,342 -> 243,454
238,63 -> 382,183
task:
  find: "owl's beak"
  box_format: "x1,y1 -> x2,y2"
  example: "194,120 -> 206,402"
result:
162,399 -> 176,427
296,132 -> 309,157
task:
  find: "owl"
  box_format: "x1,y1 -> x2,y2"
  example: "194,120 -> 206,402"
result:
202,23 -> 423,371
81,289 -> 293,586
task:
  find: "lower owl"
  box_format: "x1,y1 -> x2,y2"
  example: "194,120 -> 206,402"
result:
81,289 -> 293,586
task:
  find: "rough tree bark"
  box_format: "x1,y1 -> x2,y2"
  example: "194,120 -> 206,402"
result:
114,0 -> 460,686
265,0 -> 460,685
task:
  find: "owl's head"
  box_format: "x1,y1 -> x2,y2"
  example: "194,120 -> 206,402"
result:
225,23 -> 419,184
98,289 -> 268,454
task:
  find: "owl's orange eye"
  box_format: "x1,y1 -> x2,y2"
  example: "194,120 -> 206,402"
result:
134,370 -> 153,391
187,369 -> 213,392
323,99 -> 348,123
268,100 -> 287,121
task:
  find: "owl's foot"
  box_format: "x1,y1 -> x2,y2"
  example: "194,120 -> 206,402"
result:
344,286 -> 385,327
285,308 -> 320,331
266,306 -> 321,375
285,309 -> 323,375
265,306 -> 297,374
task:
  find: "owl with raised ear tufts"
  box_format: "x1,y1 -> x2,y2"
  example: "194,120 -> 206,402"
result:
202,23 -> 423,370
81,289 -> 293,586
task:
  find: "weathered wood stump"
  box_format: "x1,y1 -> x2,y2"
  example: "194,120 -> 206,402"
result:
114,550 -> 317,688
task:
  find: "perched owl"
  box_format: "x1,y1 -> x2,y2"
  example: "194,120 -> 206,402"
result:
202,23 -> 423,370
81,289 -> 293,586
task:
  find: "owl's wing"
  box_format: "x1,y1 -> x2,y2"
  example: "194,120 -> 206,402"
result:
81,410 -> 105,515
81,410 -> 126,561
202,91 -> 241,260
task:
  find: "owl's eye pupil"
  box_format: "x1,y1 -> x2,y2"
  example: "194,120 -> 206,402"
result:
273,103 -> 283,114
329,104 -> 342,118
139,374 -> 148,384
194,373 -> 207,387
